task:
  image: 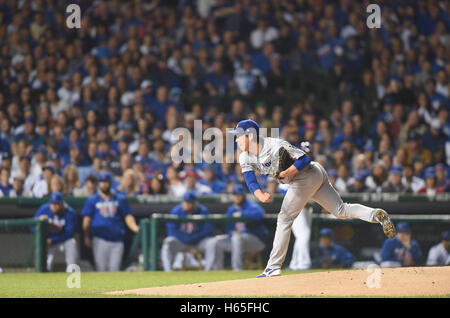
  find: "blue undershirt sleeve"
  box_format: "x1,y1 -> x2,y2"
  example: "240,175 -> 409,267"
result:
243,171 -> 261,194
292,155 -> 311,171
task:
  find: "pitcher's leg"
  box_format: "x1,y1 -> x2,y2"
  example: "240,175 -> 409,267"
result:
266,187 -> 311,269
312,181 -> 377,222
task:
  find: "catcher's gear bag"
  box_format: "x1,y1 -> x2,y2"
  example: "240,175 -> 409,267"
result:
274,147 -> 298,179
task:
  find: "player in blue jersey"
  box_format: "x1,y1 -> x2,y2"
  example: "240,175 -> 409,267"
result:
81,172 -> 139,272
214,184 -> 269,271
310,228 -> 355,269
34,192 -> 78,272
380,222 -> 423,267
161,190 -> 220,271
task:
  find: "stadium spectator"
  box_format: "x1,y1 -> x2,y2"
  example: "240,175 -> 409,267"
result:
365,162 -> 388,193
382,165 -> 408,193
310,228 -> 355,269
435,164 -> 450,192
198,165 -> 226,194
161,191 -> 219,271
402,164 -> 425,193
0,166 -> 13,197
215,184 -> 268,270
346,170 -> 368,193
49,174 -> 67,195
9,172 -> 32,198
166,166 -> 186,197
426,230 -> 450,266
148,172 -> 167,195
32,162 -> 56,198
0,0 -> 447,202
81,172 -> 139,272
418,167 -> 446,195
63,164 -> 81,196
117,169 -> 139,197
183,168 -> 213,195
34,192 -> 78,272
380,222 -> 423,268
73,174 -> 98,198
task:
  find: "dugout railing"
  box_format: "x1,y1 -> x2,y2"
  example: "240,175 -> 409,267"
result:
0,218 -> 48,272
1,214 -> 449,272
144,213 -> 450,271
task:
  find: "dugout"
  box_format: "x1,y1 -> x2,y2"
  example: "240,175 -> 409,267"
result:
0,193 -> 449,272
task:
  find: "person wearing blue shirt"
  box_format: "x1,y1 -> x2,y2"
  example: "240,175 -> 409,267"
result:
215,184 -> 268,270
311,228 -> 355,269
161,191 -> 219,271
380,222 -> 423,267
34,192 -> 78,272
81,172 -> 139,272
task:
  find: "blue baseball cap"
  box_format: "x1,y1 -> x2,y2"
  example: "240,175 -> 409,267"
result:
49,192 -> 63,204
390,165 -> 403,175
441,231 -> 450,241
36,145 -> 47,154
424,167 -> 436,179
228,119 -> 260,136
354,170 -> 367,182
183,190 -> 197,202
327,169 -> 337,178
43,163 -> 55,173
134,155 -> 147,165
364,144 -> 375,152
98,171 -> 113,182
232,184 -> 246,195
396,222 -> 411,233
319,228 -> 333,237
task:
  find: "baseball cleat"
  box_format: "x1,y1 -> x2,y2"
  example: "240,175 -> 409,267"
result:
375,209 -> 396,238
257,267 -> 281,278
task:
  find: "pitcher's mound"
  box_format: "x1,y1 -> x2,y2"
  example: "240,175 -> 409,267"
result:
108,266 -> 450,297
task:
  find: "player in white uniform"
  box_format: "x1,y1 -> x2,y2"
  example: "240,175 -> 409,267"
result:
228,120 -> 396,277
426,231 -> 450,266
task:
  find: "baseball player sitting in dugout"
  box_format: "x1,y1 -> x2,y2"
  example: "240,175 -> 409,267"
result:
380,222 -> 423,267
310,228 -> 355,269
33,191 -> 78,272
161,191 -> 221,271
214,184 -> 269,271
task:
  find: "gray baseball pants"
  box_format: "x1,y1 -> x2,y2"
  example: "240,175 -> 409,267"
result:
161,236 -> 221,271
215,232 -> 265,271
92,236 -> 124,272
267,161 -> 378,269
47,238 -> 78,272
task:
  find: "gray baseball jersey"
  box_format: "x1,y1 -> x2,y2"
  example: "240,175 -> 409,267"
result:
239,137 -> 306,184
238,136 -> 379,270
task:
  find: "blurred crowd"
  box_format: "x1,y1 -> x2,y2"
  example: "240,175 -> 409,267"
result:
0,0 -> 450,199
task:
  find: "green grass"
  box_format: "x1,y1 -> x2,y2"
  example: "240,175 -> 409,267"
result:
0,270 -> 314,298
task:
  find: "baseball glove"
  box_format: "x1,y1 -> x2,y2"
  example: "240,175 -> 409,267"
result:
273,147 -> 297,179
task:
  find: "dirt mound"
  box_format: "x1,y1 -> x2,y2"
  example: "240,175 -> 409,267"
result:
108,266 -> 450,297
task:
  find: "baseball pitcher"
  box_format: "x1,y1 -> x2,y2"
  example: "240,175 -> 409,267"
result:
228,119 -> 396,277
